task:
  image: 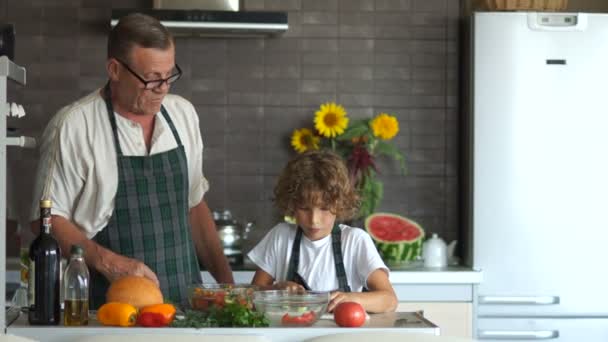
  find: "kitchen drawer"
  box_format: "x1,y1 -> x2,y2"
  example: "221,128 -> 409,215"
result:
477,317 -> 608,341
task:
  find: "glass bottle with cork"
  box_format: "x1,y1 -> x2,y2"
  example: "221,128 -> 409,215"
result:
28,199 -> 61,325
63,244 -> 89,326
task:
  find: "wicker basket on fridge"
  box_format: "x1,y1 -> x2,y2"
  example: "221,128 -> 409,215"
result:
484,0 -> 568,11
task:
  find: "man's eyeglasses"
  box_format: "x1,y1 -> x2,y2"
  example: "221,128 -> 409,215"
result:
116,58 -> 182,90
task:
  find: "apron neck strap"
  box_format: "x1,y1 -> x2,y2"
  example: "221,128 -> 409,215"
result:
331,224 -> 351,292
102,83 -> 183,155
103,83 -> 123,156
285,227 -> 302,282
286,222 -> 351,292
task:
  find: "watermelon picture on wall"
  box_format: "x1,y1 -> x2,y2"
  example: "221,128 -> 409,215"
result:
365,213 -> 425,265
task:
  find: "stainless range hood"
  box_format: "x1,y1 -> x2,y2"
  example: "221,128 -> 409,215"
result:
111,0 -> 288,38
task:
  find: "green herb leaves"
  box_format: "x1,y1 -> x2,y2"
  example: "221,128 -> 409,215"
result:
171,302 -> 269,328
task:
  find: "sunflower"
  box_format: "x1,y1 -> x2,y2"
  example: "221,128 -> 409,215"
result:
370,113 -> 399,140
314,102 -> 349,138
291,128 -> 320,153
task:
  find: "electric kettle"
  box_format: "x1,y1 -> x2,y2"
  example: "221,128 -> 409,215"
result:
422,233 -> 448,268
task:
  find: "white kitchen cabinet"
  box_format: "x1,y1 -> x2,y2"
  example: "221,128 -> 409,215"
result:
397,302 -> 473,338
390,268 -> 480,338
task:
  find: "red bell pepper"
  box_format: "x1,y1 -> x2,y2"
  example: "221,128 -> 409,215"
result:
137,312 -> 168,327
139,303 -> 176,325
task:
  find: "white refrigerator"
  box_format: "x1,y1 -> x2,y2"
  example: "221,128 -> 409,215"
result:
469,12 -> 608,341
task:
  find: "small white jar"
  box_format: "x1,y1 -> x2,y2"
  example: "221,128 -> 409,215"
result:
422,233 -> 448,268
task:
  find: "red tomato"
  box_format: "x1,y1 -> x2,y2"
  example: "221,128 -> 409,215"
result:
334,302 -> 366,327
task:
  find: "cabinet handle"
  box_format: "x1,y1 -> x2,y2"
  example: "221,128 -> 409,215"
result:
478,296 -> 560,305
478,330 -> 559,340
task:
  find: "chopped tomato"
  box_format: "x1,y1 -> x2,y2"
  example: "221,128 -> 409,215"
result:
192,297 -> 209,310
190,287 -> 253,311
213,291 -> 226,308
281,311 -> 316,326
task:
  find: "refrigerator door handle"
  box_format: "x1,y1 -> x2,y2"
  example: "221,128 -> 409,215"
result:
478,296 -> 560,305
478,330 -> 559,340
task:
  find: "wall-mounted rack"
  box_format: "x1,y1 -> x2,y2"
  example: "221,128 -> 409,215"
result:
0,55 -> 34,332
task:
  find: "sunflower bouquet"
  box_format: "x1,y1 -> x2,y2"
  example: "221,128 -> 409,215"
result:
290,102 -> 406,219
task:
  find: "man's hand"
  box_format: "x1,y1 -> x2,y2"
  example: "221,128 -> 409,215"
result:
99,251 -> 160,287
40,215 -> 161,287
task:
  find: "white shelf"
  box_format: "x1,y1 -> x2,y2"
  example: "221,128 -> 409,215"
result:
0,56 -> 25,85
0,57 -> 32,333
5,136 -> 36,148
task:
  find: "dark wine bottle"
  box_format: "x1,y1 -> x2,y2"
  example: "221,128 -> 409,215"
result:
28,199 -> 61,325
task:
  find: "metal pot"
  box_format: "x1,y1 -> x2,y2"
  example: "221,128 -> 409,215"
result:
213,210 -> 254,266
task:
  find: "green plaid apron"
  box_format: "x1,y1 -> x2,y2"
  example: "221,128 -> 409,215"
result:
90,85 -> 202,309
286,223 -> 352,292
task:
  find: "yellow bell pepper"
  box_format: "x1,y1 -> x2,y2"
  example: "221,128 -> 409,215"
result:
97,302 -> 138,327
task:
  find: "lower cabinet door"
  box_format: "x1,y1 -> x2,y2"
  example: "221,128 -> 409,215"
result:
477,317 -> 608,341
397,302 -> 472,338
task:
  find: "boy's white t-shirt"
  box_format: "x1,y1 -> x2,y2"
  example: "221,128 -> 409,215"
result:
247,222 -> 389,292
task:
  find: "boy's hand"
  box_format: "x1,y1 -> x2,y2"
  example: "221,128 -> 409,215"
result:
328,291 -> 358,312
273,281 -> 306,292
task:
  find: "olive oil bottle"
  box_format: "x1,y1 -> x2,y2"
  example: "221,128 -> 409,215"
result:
63,245 -> 89,326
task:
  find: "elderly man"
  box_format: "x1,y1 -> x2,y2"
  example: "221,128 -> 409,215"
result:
30,13 -> 233,308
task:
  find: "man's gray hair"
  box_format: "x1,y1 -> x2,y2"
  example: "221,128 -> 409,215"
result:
108,13 -> 174,62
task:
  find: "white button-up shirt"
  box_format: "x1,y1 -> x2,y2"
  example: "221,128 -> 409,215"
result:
30,89 -> 209,239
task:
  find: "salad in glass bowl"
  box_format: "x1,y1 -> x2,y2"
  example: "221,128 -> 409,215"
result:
252,290 -> 329,327
188,283 -> 257,312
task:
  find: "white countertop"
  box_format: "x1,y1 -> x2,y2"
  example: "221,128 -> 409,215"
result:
7,311 -> 439,342
5,267 -> 482,287
388,266 -> 482,284
202,266 -> 482,285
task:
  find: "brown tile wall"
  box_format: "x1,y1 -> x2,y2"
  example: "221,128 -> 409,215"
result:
4,0 -> 461,255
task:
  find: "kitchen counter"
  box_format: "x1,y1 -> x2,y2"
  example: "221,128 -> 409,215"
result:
4,265 -> 480,339
198,265 -> 482,305
6,311 -> 438,342
388,266 -> 482,284
5,258 -> 482,286
202,265 -> 482,285
6,266 -> 482,307
6,267 -> 482,305
6,268 -> 481,285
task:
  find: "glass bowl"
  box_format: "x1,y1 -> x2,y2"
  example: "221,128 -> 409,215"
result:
252,290 -> 329,327
188,283 -> 258,312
